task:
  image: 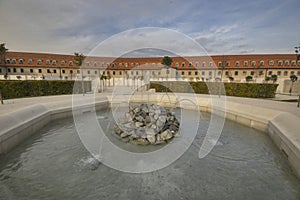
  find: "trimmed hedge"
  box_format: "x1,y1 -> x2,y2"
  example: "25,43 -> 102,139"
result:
150,81 -> 278,98
0,80 -> 91,99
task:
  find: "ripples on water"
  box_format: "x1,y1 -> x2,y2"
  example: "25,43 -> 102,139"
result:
0,109 -> 299,200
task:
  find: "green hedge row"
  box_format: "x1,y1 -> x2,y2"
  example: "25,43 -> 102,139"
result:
0,80 -> 92,99
150,81 -> 278,98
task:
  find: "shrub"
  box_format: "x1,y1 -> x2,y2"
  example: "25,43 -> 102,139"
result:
150,81 -> 278,98
0,80 -> 91,99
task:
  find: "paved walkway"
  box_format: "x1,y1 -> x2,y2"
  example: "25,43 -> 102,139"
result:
0,89 -> 300,118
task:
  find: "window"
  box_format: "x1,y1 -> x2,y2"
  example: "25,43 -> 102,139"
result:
62,70 -> 65,74
218,62 -> 222,67
225,61 -> 230,67
77,70 -> 80,74
202,71 -> 205,76
30,69 -> 33,73
47,69 -> 51,73
61,60 -> 65,66
195,62 -> 199,67
297,71 -> 300,76
94,62 -> 97,67
136,63 -> 139,67
46,60 -> 50,65
195,71 -> 198,75
298,61 -> 300,66
20,68 -> 24,73
119,63 -> 122,67
28,59 -> 33,64
291,71 -> 295,75
70,70 -> 73,74
188,71 -> 191,75
243,71 -> 247,75
38,69 -> 42,73
251,61 -> 256,67
6,59 -> 10,64
131,63 -> 134,67
251,71 -> 254,76
0,68 -> 2,73
235,61 -> 240,67
12,59 -> 16,64
284,71 -> 288,76
243,61 -> 248,67
87,70 -> 90,74
234,71 -> 238,76
291,60 -> 296,66
86,62 -> 90,67
13,68 -> 17,73
111,63 -> 115,68
37,59 -> 42,65
95,71 -> 98,74
112,71 -> 115,75
218,71 -> 221,76
19,59 -> 24,64
152,63 -> 156,67
209,62 -> 213,67
53,69 -> 57,73
188,63 -> 192,67
209,71 -> 212,76
136,71 -> 138,75
202,62 -> 206,67
7,68 -> 11,73
284,60 -> 290,66
277,71 -> 281,76
52,60 -> 57,66
225,71 -> 229,76
181,71 -> 185,75
278,60 -> 283,66
268,60 -> 274,66
119,71 -> 122,75
259,60 -> 264,66
175,62 -> 179,67
69,61 -> 73,66
131,71 -> 133,75
259,71 -> 263,76
268,71 -> 272,75
182,62 -> 185,67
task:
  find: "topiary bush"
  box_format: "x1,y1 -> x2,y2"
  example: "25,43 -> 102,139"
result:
150,81 -> 278,98
0,80 -> 92,99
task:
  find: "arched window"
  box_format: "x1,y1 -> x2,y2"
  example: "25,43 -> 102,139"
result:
12,59 -> 16,64
251,61 -> 256,67
111,63 -> 115,68
69,61 -> 73,66
6,59 -> 10,64
243,61 -> 248,66
86,62 -> 90,67
52,60 -> 57,66
278,60 -> 283,66
202,62 -> 206,67
209,62 -> 213,67
175,62 -> 179,67
152,63 -> 156,67
119,63 -> 122,67
291,60 -> 296,66
46,60 -> 50,65
284,60 -> 290,66
225,61 -> 230,66
235,61 -> 240,67
259,60 -> 264,66
218,61 -> 222,67
182,62 -> 185,67
37,59 -> 42,65
94,62 -> 97,67
19,59 -> 24,64
188,62 -> 192,67
268,60 -> 274,66
61,60 -> 65,66
195,62 -> 199,67
28,59 -> 33,64
136,63 -> 139,67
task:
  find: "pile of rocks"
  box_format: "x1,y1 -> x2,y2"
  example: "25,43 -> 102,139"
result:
114,104 -> 180,145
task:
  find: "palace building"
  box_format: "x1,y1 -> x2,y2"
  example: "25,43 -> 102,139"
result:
0,51 -> 299,92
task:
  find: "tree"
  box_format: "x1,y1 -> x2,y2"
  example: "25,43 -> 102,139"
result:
161,56 -> 173,68
289,74 -> 298,95
245,75 -> 253,82
74,52 -> 85,94
0,43 -> 8,79
270,74 -> 278,83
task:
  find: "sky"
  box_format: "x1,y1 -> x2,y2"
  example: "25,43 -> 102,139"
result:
0,0 -> 299,56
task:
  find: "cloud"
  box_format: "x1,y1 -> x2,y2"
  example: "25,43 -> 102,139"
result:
0,0 -> 299,55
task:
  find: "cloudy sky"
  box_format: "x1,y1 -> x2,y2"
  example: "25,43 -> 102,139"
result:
0,0 -> 299,56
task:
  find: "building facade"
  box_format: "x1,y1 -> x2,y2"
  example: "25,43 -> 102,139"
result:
0,52 -> 299,92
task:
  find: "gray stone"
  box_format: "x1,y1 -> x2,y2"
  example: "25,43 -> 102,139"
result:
161,129 -> 173,140
120,132 -> 128,138
135,121 -> 144,127
147,135 -> 156,144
